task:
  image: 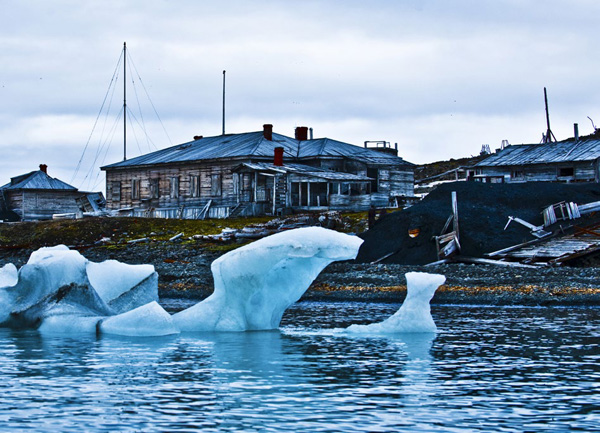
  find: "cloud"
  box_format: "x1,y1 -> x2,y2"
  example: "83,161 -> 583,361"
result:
1,0 -> 599,190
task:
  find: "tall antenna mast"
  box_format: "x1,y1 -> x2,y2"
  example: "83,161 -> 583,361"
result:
123,42 -> 127,160
222,70 -> 226,135
543,87 -> 556,143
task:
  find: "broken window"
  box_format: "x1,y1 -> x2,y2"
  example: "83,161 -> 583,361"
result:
170,176 -> 179,198
211,174 -> 222,196
367,167 -> 379,192
111,181 -> 121,202
511,170 -> 524,180
559,167 -> 574,177
150,178 -> 159,199
190,175 -> 200,198
131,179 -> 140,200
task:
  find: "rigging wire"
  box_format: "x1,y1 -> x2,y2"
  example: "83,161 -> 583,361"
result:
127,51 -> 155,153
80,79 -> 121,189
127,52 -> 173,147
70,50 -> 123,185
73,44 -> 172,191
88,109 -> 124,191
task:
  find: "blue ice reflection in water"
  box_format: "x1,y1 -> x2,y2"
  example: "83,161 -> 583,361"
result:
0,301 -> 598,432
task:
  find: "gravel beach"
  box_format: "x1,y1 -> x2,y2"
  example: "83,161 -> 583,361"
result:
3,242 -> 599,306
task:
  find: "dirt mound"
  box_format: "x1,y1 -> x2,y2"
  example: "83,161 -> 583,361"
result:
356,181 -> 600,265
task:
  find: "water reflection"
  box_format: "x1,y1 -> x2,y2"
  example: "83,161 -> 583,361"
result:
0,303 -> 598,432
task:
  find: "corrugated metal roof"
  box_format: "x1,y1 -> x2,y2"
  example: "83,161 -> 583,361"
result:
298,138 -> 412,165
0,170 -> 78,191
237,162 -> 372,181
101,130 -> 412,169
475,138 -> 600,167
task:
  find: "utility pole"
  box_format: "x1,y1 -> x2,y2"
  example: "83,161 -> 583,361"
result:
222,70 -> 226,135
543,87 -> 556,143
123,42 -> 127,160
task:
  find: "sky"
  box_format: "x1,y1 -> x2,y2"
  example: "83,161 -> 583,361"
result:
1,0 -> 599,192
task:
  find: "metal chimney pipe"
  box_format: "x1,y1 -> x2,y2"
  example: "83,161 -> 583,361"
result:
574,123 -> 579,141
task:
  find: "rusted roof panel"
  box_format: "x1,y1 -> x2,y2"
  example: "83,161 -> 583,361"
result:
475,138 -> 600,167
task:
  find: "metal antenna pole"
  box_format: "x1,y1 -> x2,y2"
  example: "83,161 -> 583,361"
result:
123,42 -> 127,161
222,70 -> 226,135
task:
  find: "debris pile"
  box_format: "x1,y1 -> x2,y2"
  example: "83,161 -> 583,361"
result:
356,181 -> 600,265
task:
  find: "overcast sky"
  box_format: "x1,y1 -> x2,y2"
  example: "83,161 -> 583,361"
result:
1,0 -> 599,192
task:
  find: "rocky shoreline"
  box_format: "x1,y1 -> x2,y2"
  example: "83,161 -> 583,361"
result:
3,243 -> 598,306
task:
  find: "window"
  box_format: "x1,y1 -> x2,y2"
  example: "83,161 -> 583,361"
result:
131,179 -> 140,199
232,173 -> 240,195
111,181 -> 121,201
211,174 -> 222,196
170,176 -> 179,198
150,178 -> 159,199
559,167 -> 574,177
511,170 -> 524,180
367,167 -> 379,192
190,175 -> 200,198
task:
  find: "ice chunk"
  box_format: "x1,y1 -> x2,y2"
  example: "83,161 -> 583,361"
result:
38,315 -> 103,334
346,272 -> 445,334
99,301 -> 179,337
0,245 -> 158,330
174,227 -> 363,332
0,247 -> 90,324
0,263 -> 18,288
12,282 -> 113,328
86,261 -> 157,313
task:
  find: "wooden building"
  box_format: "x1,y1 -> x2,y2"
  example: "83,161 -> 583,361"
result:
470,130 -> 600,184
0,165 -> 103,221
101,125 -> 415,218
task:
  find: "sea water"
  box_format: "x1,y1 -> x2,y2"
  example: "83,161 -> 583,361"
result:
0,301 -> 597,432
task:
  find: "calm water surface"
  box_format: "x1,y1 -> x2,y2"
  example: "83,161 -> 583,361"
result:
0,301 -> 598,432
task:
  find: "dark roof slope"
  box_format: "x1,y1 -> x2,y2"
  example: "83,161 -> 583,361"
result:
0,170 -> 77,191
101,130 -> 412,170
475,138 -> 600,167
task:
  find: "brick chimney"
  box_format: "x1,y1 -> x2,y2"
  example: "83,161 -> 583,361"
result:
295,126 -> 308,141
263,124 -> 273,141
274,147 -> 284,166
39,164 -> 47,174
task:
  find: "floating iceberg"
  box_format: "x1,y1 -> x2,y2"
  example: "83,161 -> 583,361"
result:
0,228 -> 444,337
346,272 -> 445,334
173,227 -> 364,332
0,245 -> 158,333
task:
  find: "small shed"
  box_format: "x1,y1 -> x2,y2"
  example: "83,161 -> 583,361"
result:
0,165 -> 98,221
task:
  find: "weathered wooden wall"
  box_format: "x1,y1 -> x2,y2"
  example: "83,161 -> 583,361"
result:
7,190 -> 83,220
378,167 -> 414,197
477,161 -> 598,183
105,161 -> 242,210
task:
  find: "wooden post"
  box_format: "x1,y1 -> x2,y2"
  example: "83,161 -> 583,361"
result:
272,175 -> 276,215
307,182 -> 311,207
452,191 -> 459,236
253,172 -> 258,202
